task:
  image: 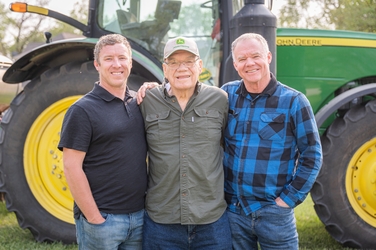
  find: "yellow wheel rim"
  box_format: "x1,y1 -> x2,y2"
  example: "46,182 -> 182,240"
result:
346,138 -> 376,227
24,96 -> 81,224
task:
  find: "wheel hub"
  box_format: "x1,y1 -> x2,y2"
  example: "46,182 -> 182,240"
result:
346,138 -> 376,227
24,96 -> 82,224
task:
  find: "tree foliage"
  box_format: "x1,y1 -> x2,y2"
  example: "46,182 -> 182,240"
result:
0,0 -> 88,58
330,0 -> 376,32
277,0 -> 376,32
0,2 -> 9,56
48,1 -> 88,37
0,0 -> 51,57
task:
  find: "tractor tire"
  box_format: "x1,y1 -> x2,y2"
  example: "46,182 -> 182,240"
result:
311,100 -> 376,249
0,61 -> 145,243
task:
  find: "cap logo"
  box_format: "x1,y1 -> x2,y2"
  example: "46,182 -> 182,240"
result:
176,38 -> 185,45
164,37 -> 199,59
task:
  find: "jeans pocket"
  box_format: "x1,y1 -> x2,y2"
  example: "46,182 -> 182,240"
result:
82,212 -> 109,226
100,211 -> 108,220
271,203 -> 293,213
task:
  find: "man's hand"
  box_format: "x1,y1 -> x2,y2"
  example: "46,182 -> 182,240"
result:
0,104 -> 10,123
137,82 -> 159,105
275,197 -> 290,208
85,213 -> 106,224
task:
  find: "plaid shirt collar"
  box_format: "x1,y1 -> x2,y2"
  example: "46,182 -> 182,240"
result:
236,73 -> 278,98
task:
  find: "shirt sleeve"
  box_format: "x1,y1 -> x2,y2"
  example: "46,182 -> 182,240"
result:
280,93 -> 323,208
58,105 -> 92,153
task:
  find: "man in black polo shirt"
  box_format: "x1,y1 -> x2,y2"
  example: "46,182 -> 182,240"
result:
58,34 -> 147,249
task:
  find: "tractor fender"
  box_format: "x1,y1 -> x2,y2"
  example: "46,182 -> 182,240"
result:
315,83 -> 376,127
3,38 -> 164,84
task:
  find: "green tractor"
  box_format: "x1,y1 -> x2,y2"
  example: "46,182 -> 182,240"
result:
0,0 -> 375,248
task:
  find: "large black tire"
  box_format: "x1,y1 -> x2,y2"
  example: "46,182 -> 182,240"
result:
311,100 -> 376,249
0,61 -> 145,243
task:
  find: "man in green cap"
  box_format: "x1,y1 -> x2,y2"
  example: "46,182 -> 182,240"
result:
140,36 -> 232,249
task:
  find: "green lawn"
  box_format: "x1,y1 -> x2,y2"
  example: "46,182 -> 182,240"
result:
294,195 -> 348,249
0,201 -> 77,250
0,195 -> 348,250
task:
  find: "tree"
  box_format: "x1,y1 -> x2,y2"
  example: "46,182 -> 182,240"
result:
6,0 -> 51,57
278,0 -> 334,29
329,0 -> 376,32
277,0 -> 376,32
0,2 -> 12,57
48,0 -> 88,37
0,0 -> 88,58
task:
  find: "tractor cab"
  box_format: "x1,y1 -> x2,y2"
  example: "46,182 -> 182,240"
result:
95,0 -> 244,85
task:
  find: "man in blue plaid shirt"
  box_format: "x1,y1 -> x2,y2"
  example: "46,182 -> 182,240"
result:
221,33 -> 323,250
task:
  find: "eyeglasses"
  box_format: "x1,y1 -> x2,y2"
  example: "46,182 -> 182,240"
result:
164,58 -> 199,69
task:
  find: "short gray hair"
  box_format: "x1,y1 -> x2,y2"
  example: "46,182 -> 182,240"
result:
231,33 -> 269,59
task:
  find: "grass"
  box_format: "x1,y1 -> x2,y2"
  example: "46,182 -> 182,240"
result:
295,194 -> 349,250
0,201 -> 77,250
0,195 -> 349,250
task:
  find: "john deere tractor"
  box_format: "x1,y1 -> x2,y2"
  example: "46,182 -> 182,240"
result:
0,0 -> 375,248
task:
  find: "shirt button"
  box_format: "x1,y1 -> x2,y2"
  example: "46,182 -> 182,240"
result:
182,173 -> 186,177
182,155 -> 186,158
182,134 -> 185,138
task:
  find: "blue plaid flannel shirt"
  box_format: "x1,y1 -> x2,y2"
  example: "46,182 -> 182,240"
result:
221,74 -> 322,215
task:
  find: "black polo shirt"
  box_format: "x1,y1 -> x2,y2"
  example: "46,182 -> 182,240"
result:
58,83 -> 147,219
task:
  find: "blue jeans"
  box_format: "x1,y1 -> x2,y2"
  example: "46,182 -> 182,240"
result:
75,209 -> 144,250
227,204 -> 298,250
142,210 -> 232,249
